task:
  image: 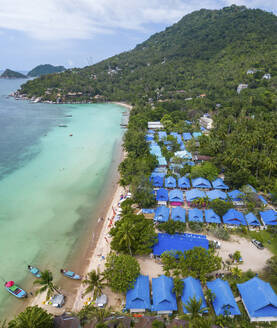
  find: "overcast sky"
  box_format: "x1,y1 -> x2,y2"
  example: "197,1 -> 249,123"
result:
0,0 -> 276,71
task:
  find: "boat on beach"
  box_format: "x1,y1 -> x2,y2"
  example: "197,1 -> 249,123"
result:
60,269 -> 81,280
5,281 -> 27,298
27,265 -> 41,278
58,124 -> 68,127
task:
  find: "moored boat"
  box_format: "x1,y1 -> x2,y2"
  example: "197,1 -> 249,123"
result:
60,269 -> 81,280
27,265 -> 41,278
5,281 -> 27,298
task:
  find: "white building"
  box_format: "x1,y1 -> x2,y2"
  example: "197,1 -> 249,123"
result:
199,115 -> 213,130
237,84 -> 248,94
148,121 -> 164,130
263,73 -> 271,80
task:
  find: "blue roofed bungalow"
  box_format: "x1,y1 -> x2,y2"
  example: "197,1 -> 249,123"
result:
157,156 -> 167,167
171,207 -> 186,222
158,131 -> 167,141
183,132 -> 192,141
170,132 -> 182,144
258,195 -> 268,205
192,132 -> 202,139
126,275 -> 151,313
185,189 -> 206,205
260,210 -> 277,226
182,277 -> 207,314
149,145 -> 162,157
153,233 -> 209,257
245,213 -> 260,227
228,190 -> 245,205
206,190 -> 227,201
150,173 -> 164,188
169,189 -> 184,206
156,188 -> 168,205
188,208 -> 204,222
223,209 -> 246,226
237,277 -> 277,322
205,209 -> 221,224
192,177 -> 212,189
174,150 -> 192,160
165,176 -> 176,189
178,176 -> 191,189
212,178 -> 229,190
154,206 -> 170,223
207,279 -> 240,317
152,275 -> 177,314
145,134 -> 154,142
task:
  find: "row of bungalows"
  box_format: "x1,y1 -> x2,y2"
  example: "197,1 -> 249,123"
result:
126,274 -> 277,322
153,207 -> 272,227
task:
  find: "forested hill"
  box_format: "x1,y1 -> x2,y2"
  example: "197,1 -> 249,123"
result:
19,5 -> 277,103
27,64 -> 66,77
1,69 -> 27,79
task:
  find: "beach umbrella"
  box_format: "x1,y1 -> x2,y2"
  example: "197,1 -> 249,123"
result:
6,281 -> 14,287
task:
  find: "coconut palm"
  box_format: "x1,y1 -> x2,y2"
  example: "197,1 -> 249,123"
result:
33,270 -> 60,300
231,266 -> 242,279
184,296 -> 208,319
7,306 -> 53,328
204,288 -> 215,307
0,321 -> 7,328
78,304 -> 111,326
118,219 -> 135,255
82,269 -> 105,300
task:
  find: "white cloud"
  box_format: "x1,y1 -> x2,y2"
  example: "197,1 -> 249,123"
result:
0,0 -> 275,41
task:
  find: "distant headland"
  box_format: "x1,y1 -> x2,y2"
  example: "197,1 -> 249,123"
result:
27,64 -> 66,77
0,69 -> 27,79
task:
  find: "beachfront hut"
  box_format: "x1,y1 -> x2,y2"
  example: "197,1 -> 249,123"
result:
245,213 -> 260,227
150,173 -> 164,188
204,209 -> 221,224
145,134 -> 154,142
154,206 -> 170,223
228,190 -> 245,205
152,233 -> 208,257
174,150 -> 192,160
169,189 -> 184,206
170,132 -> 182,144
207,279 -> 240,317
223,209 -> 246,226
151,275 -> 177,314
178,177 -> 191,189
182,132 -> 192,141
126,275 -> 151,313
260,210 -> 277,226
212,178 -> 229,190
206,190 -> 227,201
171,207 -> 186,222
156,188 -> 168,205
182,277 -> 207,314
157,156 -> 167,167
158,131 -> 167,141
192,132 -> 202,139
237,277 -> 277,322
191,177 -> 211,189
185,189 -> 206,205
188,209 -> 204,222
165,176 -> 176,189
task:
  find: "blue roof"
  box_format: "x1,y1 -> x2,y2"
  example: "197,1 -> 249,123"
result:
207,279 -> 240,316
260,210 -> 277,226
151,275 -> 177,312
153,167 -> 167,174
185,189 -> 206,202
237,277 -> 277,319
205,209 -> 221,224
156,188 -> 168,202
153,233 -> 209,256
148,129 -> 155,134
142,209 -> 155,214
182,277 -> 207,314
170,132 -> 182,144
169,189 -> 184,203
192,132 -> 202,139
150,173 -> 164,188
145,134 -> 154,142
158,131 -> 167,141
245,213 -> 260,226
158,156 -> 167,166
174,150 -> 192,160
182,132 -> 192,141
206,190 -> 227,201
184,161 -> 195,166
154,206 -> 170,222
179,142 -> 185,150
228,190 -> 245,201
212,178 -> 229,190
246,184 -> 257,193
192,177 -> 212,189
171,207 -> 186,222
126,275 -> 151,310
178,177 -> 191,189
150,145 -> 162,157
223,209 -> 246,226
165,176 -> 177,188
188,209 -> 204,222
185,120 -> 192,125
258,195 -> 268,205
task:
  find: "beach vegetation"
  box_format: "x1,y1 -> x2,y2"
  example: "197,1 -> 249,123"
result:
33,270 -> 60,301
184,296 -> 208,319
104,252 -> 140,293
208,199 -> 234,217
82,269 -> 105,300
190,162 -> 219,181
78,304 -> 111,326
7,306 -> 53,328
158,221 -> 187,234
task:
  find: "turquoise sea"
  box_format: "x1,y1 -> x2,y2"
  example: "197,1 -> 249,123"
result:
0,79 -> 124,318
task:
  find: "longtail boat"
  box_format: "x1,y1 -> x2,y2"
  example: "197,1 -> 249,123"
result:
5,281 -> 27,298
28,265 -> 41,278
60,269 -> 81,280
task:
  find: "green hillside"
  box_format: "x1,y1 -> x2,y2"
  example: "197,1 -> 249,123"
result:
1,69 -> 27,79
27,64 -> 66,77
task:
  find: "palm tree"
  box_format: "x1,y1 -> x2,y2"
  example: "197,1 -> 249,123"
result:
184,296 -> 208,319
33,270 -> 60,301
0,321 -> 7,328
78,304 -> 111,326
7,306 -> 53,328
118,219 -> 135,255
82,269 -> 105,300
173,277 -> 184,300
231,266 -> 242,279
204,288 -> 215,307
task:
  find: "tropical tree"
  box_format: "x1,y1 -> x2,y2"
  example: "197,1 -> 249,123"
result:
233,251 -> 241,263
231,266 -> 242,279
0,321 -> 7,328
8,306 -> 53,328
78,304 -> 111,326
173,277 -> 184,300
82,269 -> 105,300
184,296 -> 208,319
204,288 -> 215,307
33,270 -> 59,300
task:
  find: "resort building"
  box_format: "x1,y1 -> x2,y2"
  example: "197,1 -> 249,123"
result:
191,177 -> 211,189
260,210 -> 277,226
188,208 -> 204,222
237,84 -> 248,94
206,189 -> 227,201
169,189 -> 184,206
148,121 -> 164,130
181,277 -> 207,314
151,275 -> 177,314
156,188 -> 168,205
192,132 -> 202,139
174,149 -> 192,160
125,275 -> 151,313
227,190 -> 245,205
223,209 -> 247,226
245,213 -> 260,227
150,173 -> 164,188
199,115 -> 213,130
182,132 -> 192,141
171,207 -> 186,222
158,131 -> 167,141
178,176 -> 191,189
212,178 -> 229,190
154,206 -> 170,223
204,209 -> 221,224
207,279 -> 240,317
185,189 -> 206,206
237,277 -> 277,322
170,132 -> 182,144
165,176 -> 177,189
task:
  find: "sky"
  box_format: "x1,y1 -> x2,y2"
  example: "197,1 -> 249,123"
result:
0,0 -> 276,71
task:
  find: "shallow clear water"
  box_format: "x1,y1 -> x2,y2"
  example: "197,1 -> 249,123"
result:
0,79 -> 123,318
